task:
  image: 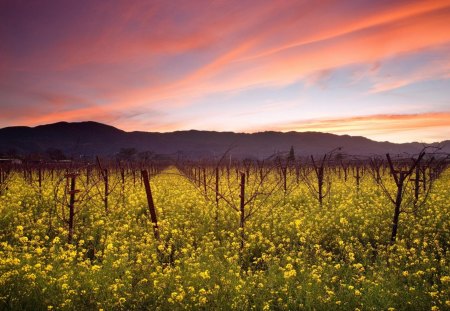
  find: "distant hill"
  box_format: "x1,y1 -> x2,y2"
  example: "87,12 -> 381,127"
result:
0,121 -> 448,159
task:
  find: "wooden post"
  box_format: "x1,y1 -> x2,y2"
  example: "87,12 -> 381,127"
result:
239,172 -> 245,250
422,167 -> 427,192
215,167 -> 219,206
141,170 -> 160,241
413,166 -> 420,202
104,169 -> 109,213
355,166 -> 360,191
215,167 -> 219,224
38,166 -> 42,190
96,156 -> 109,213
203,167 -> 207,195
67,173 -> 79,244
86,166 -> 90,186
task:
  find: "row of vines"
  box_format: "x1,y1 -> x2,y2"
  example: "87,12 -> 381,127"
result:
0,150 -> 449,310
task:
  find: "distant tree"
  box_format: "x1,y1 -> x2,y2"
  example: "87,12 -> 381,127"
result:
176,150 -> 185,161
46,148 -> 66,161
5,148 -> 19,158
25,152 -> 44,162
138,150 -> 154,163
117,147 -> 137,162
334,152 -> 345,161
287,146 -> 295,163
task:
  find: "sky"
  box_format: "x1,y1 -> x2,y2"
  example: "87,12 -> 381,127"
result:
1,0 -> 450,143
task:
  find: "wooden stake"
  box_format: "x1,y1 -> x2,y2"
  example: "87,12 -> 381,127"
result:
141,170 -> 160,241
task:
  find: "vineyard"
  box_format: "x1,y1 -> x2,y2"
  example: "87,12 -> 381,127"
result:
0,151 -> 449,310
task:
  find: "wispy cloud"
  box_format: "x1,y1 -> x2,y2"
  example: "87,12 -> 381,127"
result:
265,112 -> 450,142
368,56 -> 450,93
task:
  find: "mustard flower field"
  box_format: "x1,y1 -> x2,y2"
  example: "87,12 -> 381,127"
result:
0,165 -> 449,310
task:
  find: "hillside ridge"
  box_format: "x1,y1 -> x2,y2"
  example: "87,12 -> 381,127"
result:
0,121 -> 448,159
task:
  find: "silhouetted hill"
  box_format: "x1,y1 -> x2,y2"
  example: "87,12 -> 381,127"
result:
0,121 -> 448,159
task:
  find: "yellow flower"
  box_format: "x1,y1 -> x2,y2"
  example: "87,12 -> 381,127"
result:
199,270 -> 210,279
440,276 -> 450,283
429,291 -> 438,298
283,269 -> 297,279
340,217 -> 348,225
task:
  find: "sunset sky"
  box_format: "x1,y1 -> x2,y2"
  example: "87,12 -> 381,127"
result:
1,0 -> 449,143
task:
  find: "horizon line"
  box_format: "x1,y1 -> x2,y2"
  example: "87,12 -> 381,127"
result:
1,119 -> 448,145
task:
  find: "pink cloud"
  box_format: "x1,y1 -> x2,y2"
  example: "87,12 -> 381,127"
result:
1,0 -> 450,137
266,112 -> 450,134
101,1 -> 450,111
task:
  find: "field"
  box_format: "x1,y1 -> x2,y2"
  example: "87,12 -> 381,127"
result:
0,160 -> 449,310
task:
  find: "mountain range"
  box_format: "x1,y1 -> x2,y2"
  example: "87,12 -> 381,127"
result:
0,121 -> 448,160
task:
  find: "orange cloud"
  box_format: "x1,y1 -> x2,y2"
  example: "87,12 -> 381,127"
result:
265,112 -> 450,142
1,0 -> 450,140
10,106 -> 117,127
98,1 -> 450,112
238,0 -> 450,63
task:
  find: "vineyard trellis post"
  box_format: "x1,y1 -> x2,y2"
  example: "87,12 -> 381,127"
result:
354,165 -> 361,192
215,166 -> 219,224
38,166 -> 42,191
66,173 -> 79,244
0,167 -> 3,195
96,156 -> 109,213
141,170 -> 160,241
239,172 -> 245,250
